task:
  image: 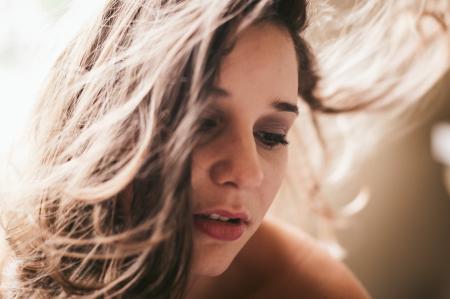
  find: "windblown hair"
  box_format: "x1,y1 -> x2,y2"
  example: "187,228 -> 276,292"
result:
0,0 -> 328,298
271,0 -> 449,256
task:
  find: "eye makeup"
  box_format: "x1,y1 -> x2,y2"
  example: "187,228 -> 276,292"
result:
253,131 -> 289,150
197,102 -> 294,149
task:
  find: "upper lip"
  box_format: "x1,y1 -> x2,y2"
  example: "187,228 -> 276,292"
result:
193,209 -> 250,224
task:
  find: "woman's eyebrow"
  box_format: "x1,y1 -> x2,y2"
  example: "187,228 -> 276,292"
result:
210,86 -> 299,115
210,86 -> 230,98
271,100 -> 299,115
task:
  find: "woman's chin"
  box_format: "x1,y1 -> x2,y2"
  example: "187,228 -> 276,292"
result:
191,246 -> 237,277
191,258 -> 231,277
191,227 -> 255,277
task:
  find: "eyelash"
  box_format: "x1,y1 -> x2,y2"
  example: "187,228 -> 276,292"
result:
254,131 -> 289,149
199,118 -> 289,150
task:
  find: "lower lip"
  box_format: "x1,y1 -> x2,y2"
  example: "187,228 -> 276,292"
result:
193,217 -> 246,241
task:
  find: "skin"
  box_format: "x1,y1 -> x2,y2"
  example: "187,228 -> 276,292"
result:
186,22 -> 371,299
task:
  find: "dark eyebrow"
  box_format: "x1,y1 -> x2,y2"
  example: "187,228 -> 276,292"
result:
271,100 -> 299,115
210,86 -> 299,115
210,86 -> 230,97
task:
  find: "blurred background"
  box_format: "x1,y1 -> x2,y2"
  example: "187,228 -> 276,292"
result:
339,73 -> 450,299
0,1 -> 449,298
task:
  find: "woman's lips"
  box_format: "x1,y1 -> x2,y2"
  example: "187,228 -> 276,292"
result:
194,209 -> 250,223
193,216 -> 246,241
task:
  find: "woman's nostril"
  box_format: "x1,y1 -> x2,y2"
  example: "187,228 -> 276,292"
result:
209,155 -> 264,188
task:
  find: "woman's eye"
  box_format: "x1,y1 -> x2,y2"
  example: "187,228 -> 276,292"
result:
199,118 -> 219,132
254,131 -> 289,149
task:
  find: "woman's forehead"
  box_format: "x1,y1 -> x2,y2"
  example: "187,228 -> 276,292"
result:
213,22 -> 298,109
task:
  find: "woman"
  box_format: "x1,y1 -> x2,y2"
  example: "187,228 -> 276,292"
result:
0,0 -> 448,298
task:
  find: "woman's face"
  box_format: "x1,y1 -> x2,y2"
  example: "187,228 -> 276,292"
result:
190,22 -> 299,276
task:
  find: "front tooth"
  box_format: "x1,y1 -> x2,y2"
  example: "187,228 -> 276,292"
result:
218,216 -> 230,221
209,213 -> 220,220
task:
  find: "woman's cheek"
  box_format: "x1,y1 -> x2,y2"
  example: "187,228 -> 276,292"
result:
258,150 -> 288,212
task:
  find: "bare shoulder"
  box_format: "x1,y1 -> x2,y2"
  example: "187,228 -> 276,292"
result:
236,217 -> 372,299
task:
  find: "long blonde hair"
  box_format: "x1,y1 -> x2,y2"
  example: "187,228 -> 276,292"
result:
1,0 -> 324,298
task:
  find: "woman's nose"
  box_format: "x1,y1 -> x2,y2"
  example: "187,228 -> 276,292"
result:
209,130 -> 264,189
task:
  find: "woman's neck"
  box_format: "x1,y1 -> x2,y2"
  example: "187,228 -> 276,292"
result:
184,274 -> 216,299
